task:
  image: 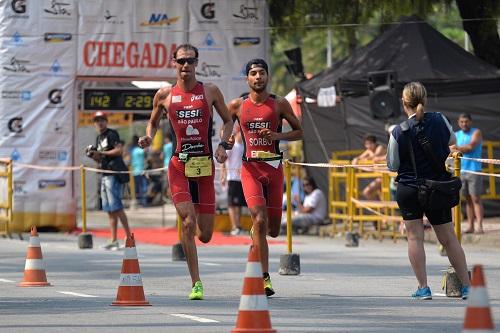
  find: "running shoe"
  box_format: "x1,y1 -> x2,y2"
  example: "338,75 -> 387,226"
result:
230,227 -> 242,236
411,286 -> 432,300
264,275 -> 275,297
101,240 -> 119,250
189,281 -> 204,300
461,285 -> 470,300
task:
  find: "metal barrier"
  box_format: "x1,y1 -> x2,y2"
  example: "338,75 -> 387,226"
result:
0,158 -> 13,237
482,141 -> 500,200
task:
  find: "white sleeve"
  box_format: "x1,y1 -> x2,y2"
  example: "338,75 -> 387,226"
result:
386,133 -> 399,171
303,190 -> 320,208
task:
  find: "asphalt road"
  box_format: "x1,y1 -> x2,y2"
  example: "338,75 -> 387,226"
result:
1,233 -> 499,333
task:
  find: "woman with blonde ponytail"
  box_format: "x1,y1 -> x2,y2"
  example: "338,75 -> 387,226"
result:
387,82 -> 470,300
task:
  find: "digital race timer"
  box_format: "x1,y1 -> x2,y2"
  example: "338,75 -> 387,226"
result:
83,88 -> 157,111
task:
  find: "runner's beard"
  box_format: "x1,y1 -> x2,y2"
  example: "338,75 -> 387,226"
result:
251,82 -> 267,93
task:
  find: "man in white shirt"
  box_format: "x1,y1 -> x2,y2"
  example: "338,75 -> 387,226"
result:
220,127 -> 247,235
281,176 -> 327,233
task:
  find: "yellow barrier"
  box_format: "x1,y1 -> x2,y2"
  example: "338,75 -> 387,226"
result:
0,159 -> 13,236
482,141 -> 500,200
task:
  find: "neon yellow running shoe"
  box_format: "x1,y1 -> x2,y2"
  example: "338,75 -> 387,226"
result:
264,276 -> 275,297
189,281 -> 204,300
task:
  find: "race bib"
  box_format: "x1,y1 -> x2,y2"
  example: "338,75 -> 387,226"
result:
185,156 -> 212,177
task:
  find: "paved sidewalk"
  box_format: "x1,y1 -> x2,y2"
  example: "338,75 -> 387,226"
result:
81,203 -> 500,248
84,203 -> 178,230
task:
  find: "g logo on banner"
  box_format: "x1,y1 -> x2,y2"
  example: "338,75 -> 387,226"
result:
8,117 -> 23,133
11,0 -> 26,14
48,89 -> 62,104
201,2 -> 215,19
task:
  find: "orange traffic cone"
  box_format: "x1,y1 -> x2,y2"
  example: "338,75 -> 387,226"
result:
111,234 -> 151,306
19,226 -> 51,287
463,265 -> 495,332
232,246 -> 276,333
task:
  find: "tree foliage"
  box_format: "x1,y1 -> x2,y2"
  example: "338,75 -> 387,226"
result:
268,0 -> 500,95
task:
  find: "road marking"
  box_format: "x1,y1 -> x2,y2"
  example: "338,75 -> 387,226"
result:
57,291 -> 99,298
201,262 -> 221,266
434,293 -> 447,297
313,278 -> 327,281
170,313 -> 219,323
0,278 -> 15,283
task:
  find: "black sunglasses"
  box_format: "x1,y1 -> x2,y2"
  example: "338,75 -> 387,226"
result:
175,57 -> 197,65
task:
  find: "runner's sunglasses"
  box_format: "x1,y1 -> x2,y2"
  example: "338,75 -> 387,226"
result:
175,57 -> 198,65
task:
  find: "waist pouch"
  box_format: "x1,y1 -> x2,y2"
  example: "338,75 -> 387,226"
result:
417,176 -> 462,210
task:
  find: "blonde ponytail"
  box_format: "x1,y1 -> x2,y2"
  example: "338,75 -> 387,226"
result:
402,82 -> 427,121
415,103 -> 424,122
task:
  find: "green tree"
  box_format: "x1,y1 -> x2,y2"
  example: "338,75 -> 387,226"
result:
269,0 -> 499,95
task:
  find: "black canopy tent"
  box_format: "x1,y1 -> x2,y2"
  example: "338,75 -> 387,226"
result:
297,16 -> 500,212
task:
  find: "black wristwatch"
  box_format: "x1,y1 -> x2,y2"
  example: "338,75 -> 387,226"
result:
218,141 -> 232,150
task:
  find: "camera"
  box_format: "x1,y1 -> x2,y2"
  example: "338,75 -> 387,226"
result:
85,144 -> 97,157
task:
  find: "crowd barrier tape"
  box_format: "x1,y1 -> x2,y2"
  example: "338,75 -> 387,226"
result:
2,152 -> 499,244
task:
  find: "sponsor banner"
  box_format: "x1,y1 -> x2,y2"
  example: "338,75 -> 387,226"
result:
189,0 -> 225,26
0,147 -> 72,199
78,0 -> 132,35
0,0 -> 39,35
0,76 -> 74,148
77,37 -> 178,77
0,36 -> 76,77
77,0 -> 186,77
41,0 -> 76,20
133,0 -> 187,33
40,0 -> 78,34
230,0 -> 265,25
0,35 -> 40,78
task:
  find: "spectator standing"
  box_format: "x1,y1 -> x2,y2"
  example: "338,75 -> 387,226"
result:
221,128 -> 247,235
87,112 -> 131,250
130,135 -> 148,206
387,82 -> 470,300
452,114 -> 484,234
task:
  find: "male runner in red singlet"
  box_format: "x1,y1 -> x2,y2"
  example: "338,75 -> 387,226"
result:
227,59 -> 303,296
138,44 -> 233,300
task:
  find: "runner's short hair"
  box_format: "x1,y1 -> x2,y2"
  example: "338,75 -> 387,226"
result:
174,44 -> 199,59
245,59 -> 268,76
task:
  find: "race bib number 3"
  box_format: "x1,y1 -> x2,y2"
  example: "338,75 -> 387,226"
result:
185,156 -> 212,177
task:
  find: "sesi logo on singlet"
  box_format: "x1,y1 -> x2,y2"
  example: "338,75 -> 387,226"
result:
176,109 -> 203,119
246,120 -> 270,132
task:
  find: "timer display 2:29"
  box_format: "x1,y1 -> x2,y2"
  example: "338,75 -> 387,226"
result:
83,89 -> 157,111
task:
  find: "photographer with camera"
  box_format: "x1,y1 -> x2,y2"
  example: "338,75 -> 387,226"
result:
387,82 -> 470,300
87,111 -> 131,250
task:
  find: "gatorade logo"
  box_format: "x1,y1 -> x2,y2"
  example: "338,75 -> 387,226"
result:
48,89 -> 62,104
201,2 -> 215,20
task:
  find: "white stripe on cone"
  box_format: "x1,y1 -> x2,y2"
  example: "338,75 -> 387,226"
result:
29,237 -> 41,247
119,274 -> 143,286
124,247 -> 138,259
467,287 -> 491,307
24,259 -> 44,270
245,262 -> 262,278
238,295 -> 269,311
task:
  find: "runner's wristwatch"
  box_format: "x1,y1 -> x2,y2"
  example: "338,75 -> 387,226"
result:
218,141 -> 232,150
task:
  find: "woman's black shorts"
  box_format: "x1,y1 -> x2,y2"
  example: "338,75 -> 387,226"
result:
227,180 -> 247,207
396,183 -> 451,225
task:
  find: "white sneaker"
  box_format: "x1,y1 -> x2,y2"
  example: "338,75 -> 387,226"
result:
230,227 -> 242,236
101,240 -> 119,250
